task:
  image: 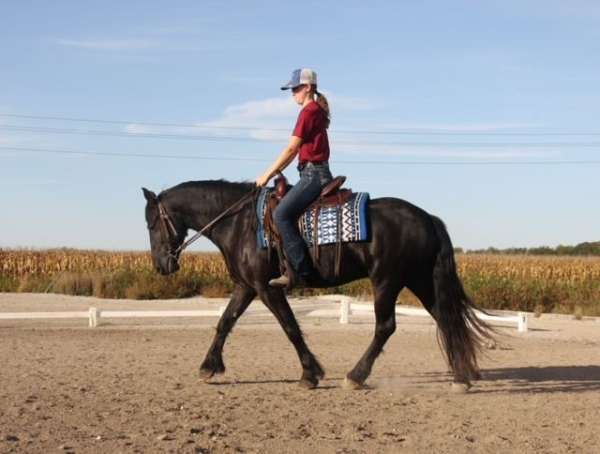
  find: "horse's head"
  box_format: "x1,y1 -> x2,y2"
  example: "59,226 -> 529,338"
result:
142,187 -> 186,275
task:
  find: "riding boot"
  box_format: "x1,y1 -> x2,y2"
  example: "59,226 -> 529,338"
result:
268,269 -> 312,290
269,255 -> 319,289
268,257 -> 295,288
268,261 -> 301,289
268,273 -> 291,288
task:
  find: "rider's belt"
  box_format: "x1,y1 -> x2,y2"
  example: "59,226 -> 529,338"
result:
298,160 -> 328,171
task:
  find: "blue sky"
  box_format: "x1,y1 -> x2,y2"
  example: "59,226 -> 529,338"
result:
1,1 -> 599,251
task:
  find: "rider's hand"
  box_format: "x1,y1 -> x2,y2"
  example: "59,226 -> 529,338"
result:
255,173 -> 271,187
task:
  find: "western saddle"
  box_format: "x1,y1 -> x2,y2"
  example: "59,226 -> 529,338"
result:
264,172 -> 352,278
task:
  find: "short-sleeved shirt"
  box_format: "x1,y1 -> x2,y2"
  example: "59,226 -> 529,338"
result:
292,101 -> 330,164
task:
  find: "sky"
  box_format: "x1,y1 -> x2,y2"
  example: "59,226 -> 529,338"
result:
1,0 -> 599,252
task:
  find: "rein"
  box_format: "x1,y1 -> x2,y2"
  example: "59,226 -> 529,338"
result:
157,187 -> 260,260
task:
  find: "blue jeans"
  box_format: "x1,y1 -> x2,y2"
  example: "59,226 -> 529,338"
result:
273,162 -> 333,276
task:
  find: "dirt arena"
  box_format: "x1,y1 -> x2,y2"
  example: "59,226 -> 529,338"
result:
1,294 -> 599,453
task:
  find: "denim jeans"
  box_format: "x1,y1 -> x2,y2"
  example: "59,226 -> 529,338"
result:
273,162 -> 333,275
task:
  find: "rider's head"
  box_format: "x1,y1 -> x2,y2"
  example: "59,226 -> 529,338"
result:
281,68 -> 330,126
281,68 -> 317,105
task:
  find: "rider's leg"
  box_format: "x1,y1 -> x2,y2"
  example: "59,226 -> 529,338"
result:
271,163 -> 332,286
272,174 -> 321,282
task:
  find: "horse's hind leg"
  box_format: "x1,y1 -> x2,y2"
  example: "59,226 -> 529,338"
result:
258,287 -> 325,389
345,282 -> 401,388
409,278 -> 482,384
199,285 -> 256,380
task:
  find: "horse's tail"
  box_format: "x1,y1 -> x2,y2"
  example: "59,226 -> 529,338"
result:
430,215 -> 493,384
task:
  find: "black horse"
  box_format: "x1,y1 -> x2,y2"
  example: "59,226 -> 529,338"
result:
142,180 -> 492,390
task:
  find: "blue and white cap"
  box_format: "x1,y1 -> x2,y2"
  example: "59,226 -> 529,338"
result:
280,68 -> 317,90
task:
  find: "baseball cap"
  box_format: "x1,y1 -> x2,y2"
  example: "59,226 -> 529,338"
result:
280,68 -> 317,90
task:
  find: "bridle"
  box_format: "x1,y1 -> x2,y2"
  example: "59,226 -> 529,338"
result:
150,187 -> 260,264
147,199 -> 181,263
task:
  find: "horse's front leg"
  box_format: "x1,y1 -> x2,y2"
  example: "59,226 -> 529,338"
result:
258,287 -> 325,389
199,285 -> 256,380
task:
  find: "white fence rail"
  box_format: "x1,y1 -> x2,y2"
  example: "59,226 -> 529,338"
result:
0,295 -> 527,332
313,295 -> 528,332
0,308 -> 225,328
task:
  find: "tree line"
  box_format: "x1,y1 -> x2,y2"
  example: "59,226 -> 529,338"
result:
454,241 -> 600,256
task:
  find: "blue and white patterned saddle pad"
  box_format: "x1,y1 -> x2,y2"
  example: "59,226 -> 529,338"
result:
256,188 -> 370,249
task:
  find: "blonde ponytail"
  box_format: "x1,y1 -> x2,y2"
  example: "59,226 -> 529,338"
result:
314,88 -> 331,129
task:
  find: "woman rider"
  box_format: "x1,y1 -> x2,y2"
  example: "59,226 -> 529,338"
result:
255,68 -> 333,288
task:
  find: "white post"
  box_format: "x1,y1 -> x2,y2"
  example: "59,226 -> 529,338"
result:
89,307 -> 101,328
517,312 -> 528,333
340,299 -> 351,324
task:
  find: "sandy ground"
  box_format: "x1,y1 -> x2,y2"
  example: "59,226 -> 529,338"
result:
1,293 -> 600,454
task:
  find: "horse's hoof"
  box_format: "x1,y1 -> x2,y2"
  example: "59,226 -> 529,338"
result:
314,369 -> 326,380
342,377 -> 365,390
450,382 -> 471,394
299,378 -> 318,390
198,368 -> 215,382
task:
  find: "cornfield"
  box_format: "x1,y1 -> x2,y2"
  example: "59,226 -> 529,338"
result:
0,249 -> 228,277
1,248 -> 599,315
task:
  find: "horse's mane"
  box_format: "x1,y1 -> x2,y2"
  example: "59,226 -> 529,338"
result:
161,179 -> 255,197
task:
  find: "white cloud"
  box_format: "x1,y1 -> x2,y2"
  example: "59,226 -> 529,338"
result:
221,97 -> 298,121
122,96 -> 558,160
56,38 -> 159,51
123,92 -> 380,143
124,123 -> 154,134
195,92 -> 377,142
124,96 -> 297,143
248,128 -> 289,142
204,97 -> 297,142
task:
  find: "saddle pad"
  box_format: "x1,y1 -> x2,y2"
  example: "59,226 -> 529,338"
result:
256,188 -> 370,249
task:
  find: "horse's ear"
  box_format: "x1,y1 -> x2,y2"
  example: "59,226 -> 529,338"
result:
142,187 -> 157,203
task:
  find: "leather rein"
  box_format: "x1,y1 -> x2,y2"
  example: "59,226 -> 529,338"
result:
154,187 -> 260,262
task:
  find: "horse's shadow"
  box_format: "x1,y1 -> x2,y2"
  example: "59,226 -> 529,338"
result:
205,377 -> 341,390
474,365 -> 600,394
205,368 -> 600,394
414,366 -> 600,394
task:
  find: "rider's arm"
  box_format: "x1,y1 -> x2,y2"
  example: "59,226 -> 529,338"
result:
256,135 -> 302,187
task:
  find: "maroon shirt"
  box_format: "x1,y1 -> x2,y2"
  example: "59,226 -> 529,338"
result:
292,101 -> 330,164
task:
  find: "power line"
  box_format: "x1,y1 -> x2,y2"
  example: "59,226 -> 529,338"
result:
0,113 -> 274,131
2,112 -> 600,136
0,125 -> 266,143
0,146 -> 267,162
2,146 -> 600,165
2,124 -> 600,148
